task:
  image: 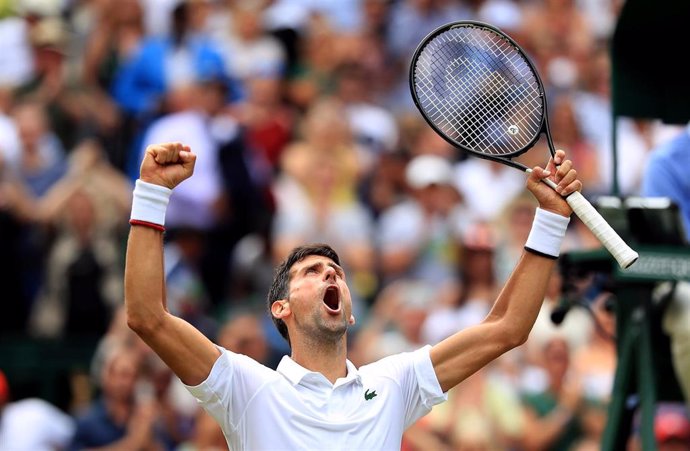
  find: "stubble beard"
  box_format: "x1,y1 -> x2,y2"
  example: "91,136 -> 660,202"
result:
301,310 -> 348,345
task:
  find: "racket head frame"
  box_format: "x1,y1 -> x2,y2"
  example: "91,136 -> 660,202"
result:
408,20 -> 557,171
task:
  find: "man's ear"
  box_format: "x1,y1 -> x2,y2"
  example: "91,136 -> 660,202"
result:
271,300 -> 290,319
349,314 -> 356,326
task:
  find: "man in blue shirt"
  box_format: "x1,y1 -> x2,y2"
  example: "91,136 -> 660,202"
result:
641,124 -> 690,242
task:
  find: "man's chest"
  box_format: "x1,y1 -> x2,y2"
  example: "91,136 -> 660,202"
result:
235,379 -> 406,449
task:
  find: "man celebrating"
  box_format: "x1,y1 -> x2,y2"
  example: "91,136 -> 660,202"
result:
125,142 -> 581,450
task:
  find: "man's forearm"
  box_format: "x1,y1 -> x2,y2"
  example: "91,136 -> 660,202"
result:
488,208 -> 569,342
487,251 -> 557,343
124,226 -> 167,331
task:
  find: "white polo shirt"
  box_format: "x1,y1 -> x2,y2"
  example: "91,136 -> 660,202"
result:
184,345 -> 447,451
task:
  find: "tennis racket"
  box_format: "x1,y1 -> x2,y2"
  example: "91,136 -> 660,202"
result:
409,20 -> 638,269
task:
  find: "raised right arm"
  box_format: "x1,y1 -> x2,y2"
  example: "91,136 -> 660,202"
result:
125,142 -> 220,386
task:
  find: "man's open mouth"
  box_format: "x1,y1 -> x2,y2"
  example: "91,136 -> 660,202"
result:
323,286 -> 341,313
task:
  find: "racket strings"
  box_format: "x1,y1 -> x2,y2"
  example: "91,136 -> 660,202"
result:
413,26 -> 543,156
445,59 -> 528,154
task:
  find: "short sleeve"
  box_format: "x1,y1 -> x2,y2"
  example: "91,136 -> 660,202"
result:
411,345 -> 447,412
182,347 -> 277,431
364,345 -> 447,429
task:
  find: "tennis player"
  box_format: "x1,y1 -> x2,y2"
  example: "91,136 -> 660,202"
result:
125,142 -> 581,450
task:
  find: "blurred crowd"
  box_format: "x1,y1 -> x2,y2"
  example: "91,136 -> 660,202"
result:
1,0 -> 689,450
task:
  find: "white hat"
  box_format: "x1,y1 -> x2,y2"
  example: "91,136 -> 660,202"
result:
405,154 -> 454,189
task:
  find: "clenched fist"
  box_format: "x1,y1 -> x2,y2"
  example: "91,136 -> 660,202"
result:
139,142 -> 196,189
526,149 -> 582,217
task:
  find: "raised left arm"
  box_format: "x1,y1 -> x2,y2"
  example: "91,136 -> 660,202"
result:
430,150 -> 581,392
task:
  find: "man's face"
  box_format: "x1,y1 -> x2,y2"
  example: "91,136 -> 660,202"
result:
282,255 -> 354,343
102,353 -> 139,403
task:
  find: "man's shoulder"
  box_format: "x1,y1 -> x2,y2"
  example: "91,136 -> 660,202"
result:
358,346 -> 431,377
218,348 -> 282,380
651,130 -> 690,161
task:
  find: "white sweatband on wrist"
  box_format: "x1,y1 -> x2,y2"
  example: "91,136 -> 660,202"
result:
524,207 -> 570,259
130,179 -> 172,227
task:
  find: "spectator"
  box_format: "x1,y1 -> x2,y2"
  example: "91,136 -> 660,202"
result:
404,363 -> 526,451
493,190 -> 538,285
28,140 -> 131,339
453,156 -> 526,223
657,281 -> 690,413
0,370 -> 75,451
332,62 -> 400,173
9,99 -> 67,197
69,344 -> 166,451
571,288 -> 617,407
215,1 -> 287,89
112,0 -> 232,120
136,80 -> 226,233
641,124 -> 690,242
231,74 -> 295,171
284,15 -> 341,112
14,15 -> 83,150
628,402 -> 690,451
272,97 -> 376,307
0,106 -> 21,159
80,0 -> 146,170
384,0 -> 472,113
420,221 -> 500,346
548,94 -> 601,195
352,279 -> 435,365
521,336 -> 585,451
524,267 -> 594,377
377,153 -> 473,288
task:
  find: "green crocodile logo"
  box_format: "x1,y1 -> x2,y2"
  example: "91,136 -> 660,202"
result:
364,389 -> 377,401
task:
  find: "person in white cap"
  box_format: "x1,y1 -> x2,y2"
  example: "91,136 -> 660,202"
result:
377,153 -> 474,289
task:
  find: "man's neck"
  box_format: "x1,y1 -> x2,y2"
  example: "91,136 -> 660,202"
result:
290,339 -> 348,385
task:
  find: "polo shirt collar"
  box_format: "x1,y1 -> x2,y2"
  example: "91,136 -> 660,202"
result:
277,356 -> 360,387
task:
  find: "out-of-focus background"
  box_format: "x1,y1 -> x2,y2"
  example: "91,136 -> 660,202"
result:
0,0 -> 689,450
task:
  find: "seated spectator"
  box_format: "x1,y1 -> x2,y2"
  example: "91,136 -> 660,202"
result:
420,221 -> 500,346
377,153 -> 473,289
351,279 -> 435,365
69,344 -> 166,451
521,336 -> 585,451
404,364 -> 526,451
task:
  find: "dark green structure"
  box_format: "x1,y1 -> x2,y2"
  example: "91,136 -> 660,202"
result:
569,1 -> 690,448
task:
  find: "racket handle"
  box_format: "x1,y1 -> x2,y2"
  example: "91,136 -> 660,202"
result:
565,191 -> 638,268
534,175 -> 638,268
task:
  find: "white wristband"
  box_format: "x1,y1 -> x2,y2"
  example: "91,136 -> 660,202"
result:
524,207 -> 570,259
130,179 -> 172,226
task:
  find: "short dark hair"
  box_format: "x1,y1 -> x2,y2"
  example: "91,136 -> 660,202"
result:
266,243 -> 341,346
